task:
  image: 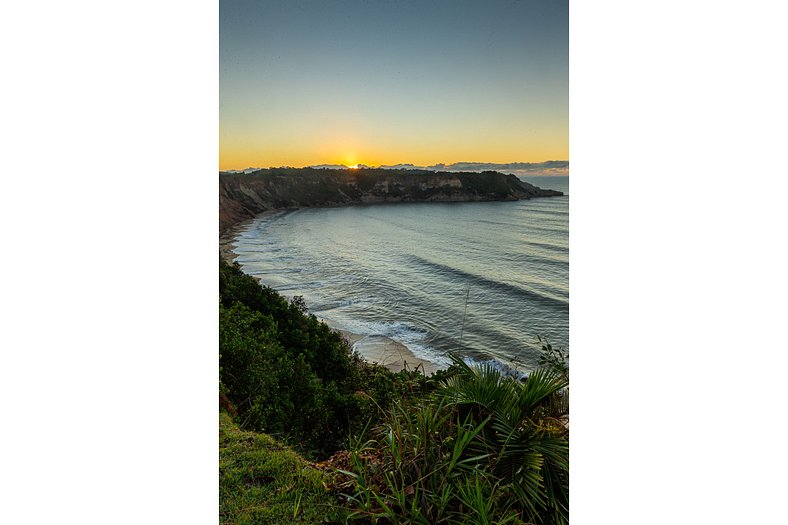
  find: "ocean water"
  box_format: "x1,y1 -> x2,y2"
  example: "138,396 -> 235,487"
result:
231,176 -> 568,372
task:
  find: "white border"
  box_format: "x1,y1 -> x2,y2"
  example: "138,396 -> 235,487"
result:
3,1 -> 788,523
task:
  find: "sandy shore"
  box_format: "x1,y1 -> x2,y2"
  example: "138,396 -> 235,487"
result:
331,327 -> 442,375
353,335 -> 442,375
221,212 -> 444,376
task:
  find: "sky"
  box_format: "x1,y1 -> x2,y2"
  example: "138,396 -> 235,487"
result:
220,0 -> 568,170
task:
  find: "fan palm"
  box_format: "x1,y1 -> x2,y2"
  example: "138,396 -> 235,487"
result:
439,356 -> 569,525
344,356 -> 569,525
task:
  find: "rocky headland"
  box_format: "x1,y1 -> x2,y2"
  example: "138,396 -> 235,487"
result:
219,167 -> 563,234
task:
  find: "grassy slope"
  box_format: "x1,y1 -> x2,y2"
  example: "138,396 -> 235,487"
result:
219,413 -> 347,525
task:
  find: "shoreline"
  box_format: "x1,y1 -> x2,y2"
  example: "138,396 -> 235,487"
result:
330,325 -> 442,376
220,212 -> 445,374
219,209 -> 284,265
219,222 -> 247,265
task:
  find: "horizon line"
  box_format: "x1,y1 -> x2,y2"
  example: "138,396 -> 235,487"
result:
220,160 -> 570,172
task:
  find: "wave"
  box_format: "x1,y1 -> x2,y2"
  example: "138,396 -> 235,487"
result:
408,255 -> 569,313
324,316 -> 454,367
461,355 -> 529,379
512,239 -> 568,255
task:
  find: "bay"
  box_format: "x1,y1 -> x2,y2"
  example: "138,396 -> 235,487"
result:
232,176 -> 568,372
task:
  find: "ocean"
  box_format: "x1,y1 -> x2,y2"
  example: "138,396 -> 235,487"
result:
230,175 -> 568,372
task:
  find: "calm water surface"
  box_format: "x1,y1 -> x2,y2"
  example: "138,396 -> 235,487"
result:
232,176 -> 568,371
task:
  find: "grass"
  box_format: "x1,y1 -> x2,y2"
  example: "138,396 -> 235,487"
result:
219,412 -> 348,524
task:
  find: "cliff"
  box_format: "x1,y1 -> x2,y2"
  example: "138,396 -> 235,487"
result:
219,167 -> 563,233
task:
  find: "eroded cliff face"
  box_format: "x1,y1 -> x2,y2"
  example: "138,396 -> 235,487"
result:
219,168 -> 562,234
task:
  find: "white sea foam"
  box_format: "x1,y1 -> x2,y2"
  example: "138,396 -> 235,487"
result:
460,355 -> 529,379
322,316 -> 454,368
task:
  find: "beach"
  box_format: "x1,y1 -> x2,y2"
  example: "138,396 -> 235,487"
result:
330,326 -> 442,375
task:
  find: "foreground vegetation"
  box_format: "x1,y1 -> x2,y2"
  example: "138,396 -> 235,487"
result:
220,257 -> 569,524
342,357 -> 568,525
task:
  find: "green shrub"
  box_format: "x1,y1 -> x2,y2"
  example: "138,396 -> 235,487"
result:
219,257 -> 433,458
343,356 -> 568,525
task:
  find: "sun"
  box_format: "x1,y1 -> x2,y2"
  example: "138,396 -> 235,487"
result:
347,164 -> 359,169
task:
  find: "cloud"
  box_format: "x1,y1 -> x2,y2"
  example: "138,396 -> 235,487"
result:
301,161 -> 570,175
429,161 -> 569,175
378,163 -> 421,170
374,161 -> 568,176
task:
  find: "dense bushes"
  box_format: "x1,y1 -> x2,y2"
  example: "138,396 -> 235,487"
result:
454,171 -> 515,197
220,259 -> 353,383
220,258 -> 432,458
342,356 -> 569,525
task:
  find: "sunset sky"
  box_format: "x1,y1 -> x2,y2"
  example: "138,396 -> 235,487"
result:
220,0 -> 568,170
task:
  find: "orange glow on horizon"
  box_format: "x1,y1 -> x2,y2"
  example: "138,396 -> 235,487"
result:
219,117 -> 567,170
219,127 -> 568,171
219,148 -> 568,171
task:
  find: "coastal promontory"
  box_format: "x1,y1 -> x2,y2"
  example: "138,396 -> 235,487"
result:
219,167 -> 563,233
